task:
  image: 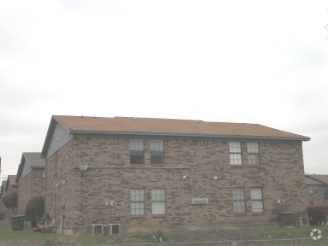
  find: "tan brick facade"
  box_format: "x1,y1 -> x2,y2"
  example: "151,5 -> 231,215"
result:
305,175 -> 328,205
45,136 -> 308,234
308,185 -> 328,205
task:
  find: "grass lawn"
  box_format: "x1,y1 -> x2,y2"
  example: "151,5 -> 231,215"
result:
0,219 -> 327,245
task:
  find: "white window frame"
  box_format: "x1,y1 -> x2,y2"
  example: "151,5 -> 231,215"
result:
232,188 -> 246,212
246,142 -> 259,165
130,139 -> 144,164
150,139 -> 164,164
41,170 -> 46,187
308,185 -> 318,194
229,142 -> 242,165
130,189 -> 145,215
250,188 -> 264,212
151,188 -> 166,215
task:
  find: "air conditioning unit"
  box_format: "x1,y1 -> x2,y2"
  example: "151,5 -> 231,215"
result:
107,224 -> 120,235
91,224 -> 104,236
191,197 -> 209,205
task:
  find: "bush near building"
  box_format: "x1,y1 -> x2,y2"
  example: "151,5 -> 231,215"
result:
2,192 -> 18,210
307,205 -> 328,225
24,195 -> 44,227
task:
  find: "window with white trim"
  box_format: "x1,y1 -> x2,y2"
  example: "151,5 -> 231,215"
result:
308,185 -> 318,194
41,170 -> 46,187
130,189 -> 145,215
151,188 -> 166,215
250,188 -> 264,212
130,139 -> 144,164
246,142 -> 259,165
232,188 -> 246,212
229,142 -> 242,165
311,199 -> 319,205
150,139 -> 164,164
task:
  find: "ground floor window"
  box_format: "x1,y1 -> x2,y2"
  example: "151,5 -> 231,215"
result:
311,199 -> 319,205
151,188 -> 166,215
250,188 -> 263,212
232,188 -> 245,212
131,189 -> 145,215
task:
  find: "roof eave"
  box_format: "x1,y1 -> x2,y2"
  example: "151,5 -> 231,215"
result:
41,116 -> 71,159
29,166 -> 45,169
305,175 -> 328,185
69,130 -> 310,141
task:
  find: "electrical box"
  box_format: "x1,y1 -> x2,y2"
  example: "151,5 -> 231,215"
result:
191,197 -> 209,205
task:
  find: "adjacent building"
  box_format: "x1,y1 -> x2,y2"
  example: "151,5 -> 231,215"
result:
0,181 -> 7,215
40,115 -> 310,234
2,175 -> 18,216
305,174 -> 328,205
16,152 -> 46,214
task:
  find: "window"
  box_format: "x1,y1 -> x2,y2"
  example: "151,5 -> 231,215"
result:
130,189 -> 145,215
246,142 -> 259,165
130,139 -> 144,164
41,170 -> 46,187
308,185 -> 318,194
229,142 -> 242,165
250,188 -> 263,212
311,199 -> 319,205
232,188 -> 246,212
150,139 -> 164,164
151,188 -> 166,215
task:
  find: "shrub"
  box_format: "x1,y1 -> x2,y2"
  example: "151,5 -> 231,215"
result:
24,195 -> 44,227
2,192 -> 18,209
307,205 -> 328,225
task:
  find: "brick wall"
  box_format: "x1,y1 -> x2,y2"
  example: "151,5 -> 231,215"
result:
17,169 -> 45,215
307,185 -> 328,205
45,136 -> 308,234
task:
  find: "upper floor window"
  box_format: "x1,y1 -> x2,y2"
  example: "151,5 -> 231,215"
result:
229,142 -> 242,165
250,188 -> 263,212
308,185 -> 318,194
130,188 -> 145,215
130,139 -> 144,164
150,139 -> 164,164
246,142 -> 259,165
232,188 -> 245,212
151,188 -> 166,215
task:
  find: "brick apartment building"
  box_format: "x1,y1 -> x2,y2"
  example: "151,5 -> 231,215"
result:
41,115 -> 310,234
2,175 -> 18,217
305,174 -> 328,205
0,181 -> 7,215
16,152 -> 45,215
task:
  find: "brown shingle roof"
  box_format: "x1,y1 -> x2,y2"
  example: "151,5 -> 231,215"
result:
7,175 -> 17,186
53,115 -> 310,141
23,152 -> 45,168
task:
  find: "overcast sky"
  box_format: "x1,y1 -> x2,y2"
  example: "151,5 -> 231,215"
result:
1,1 -> 327,179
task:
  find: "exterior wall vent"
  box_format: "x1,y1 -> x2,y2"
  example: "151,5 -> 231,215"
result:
191,198 -> 209,205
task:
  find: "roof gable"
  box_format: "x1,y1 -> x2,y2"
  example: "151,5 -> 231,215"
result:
16,153 -> 45,182
6,175 -> 17,190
